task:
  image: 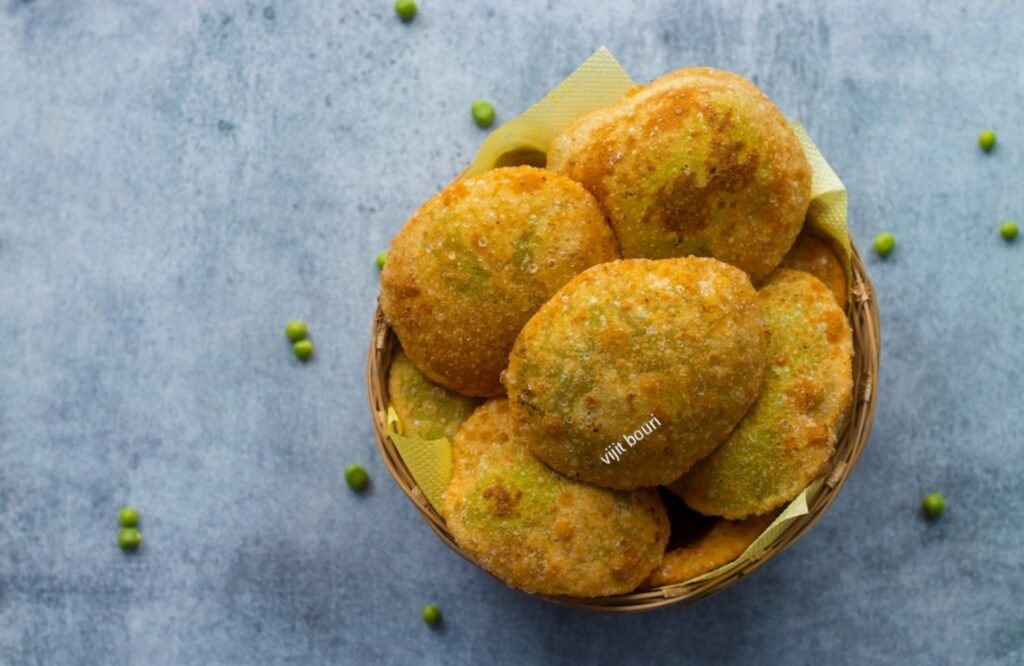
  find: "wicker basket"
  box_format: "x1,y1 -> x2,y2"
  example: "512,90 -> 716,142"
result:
367,246 -> 880,613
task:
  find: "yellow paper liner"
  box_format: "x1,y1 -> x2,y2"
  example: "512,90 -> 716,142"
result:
790,123 -> 853,288
464,47 -> 635,179
386,407 -> 451,511
385,47 -> 851,584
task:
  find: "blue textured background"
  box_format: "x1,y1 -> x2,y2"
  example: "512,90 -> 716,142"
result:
1,1 -> 1022,664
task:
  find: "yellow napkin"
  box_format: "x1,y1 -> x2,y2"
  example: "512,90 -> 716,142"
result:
386,407 -> 451,512
464,47 -> 634,178
791,123 -> 852,282
386,48 -> 850,584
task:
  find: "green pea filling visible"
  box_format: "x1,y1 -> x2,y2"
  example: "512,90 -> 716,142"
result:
440,232 -> 490,296
463,467 -> 557,531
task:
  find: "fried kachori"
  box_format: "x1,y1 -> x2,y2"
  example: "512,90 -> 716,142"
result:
442,399 -> 669,597
380,166 -> 619,397
780,233 -> 847,305
645,510 -> 777,587
670,269 -> 853,519
547,67 -> 811,283
504,257 -> 767,490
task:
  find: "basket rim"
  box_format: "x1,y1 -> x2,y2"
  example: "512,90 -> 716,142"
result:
367,245 -> 880,613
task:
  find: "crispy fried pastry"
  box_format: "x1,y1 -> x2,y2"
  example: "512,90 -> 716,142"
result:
380,166 -> 619,397
443,400 -> 669,597
671,270 -> 853,518
505,257 -> 767,489
547,67 -> 811,283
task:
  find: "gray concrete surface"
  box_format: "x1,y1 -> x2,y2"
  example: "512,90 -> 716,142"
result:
1,1 -> 1022,664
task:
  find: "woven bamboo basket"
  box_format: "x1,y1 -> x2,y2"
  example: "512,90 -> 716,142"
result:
367,245 -> 880,613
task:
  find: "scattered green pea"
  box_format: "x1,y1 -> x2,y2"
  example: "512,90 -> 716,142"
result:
345,464 -> 369,490
395,0 -> 417,22
117,506 -> 140,527
375,251 -> 388,270
1000,220 -> 1018,241
117,527 -> 143,551
293,339 -> 314,361
922,492 -> 945,519
285,320 -> 308,342
422,603 -> 442,626
873,232 -> 896,258
471,99 -> 496,129
978,129 -> 997,152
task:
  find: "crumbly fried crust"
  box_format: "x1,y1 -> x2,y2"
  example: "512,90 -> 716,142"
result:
671,269 -> 853,519
505,257 -> 767,489
380,166 -> 619,397
547,67 -> 811,283
644,511 -> 776,586
443,400 -> 669,597
780,234 -> 847,305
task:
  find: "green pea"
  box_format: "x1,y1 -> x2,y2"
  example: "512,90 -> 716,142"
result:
873,232 -> 896,258
1000,220 -> 1018,241
345,464 -> 369,490
293,339 -> 314,361
117,507 -> 140,527
422,603 -> 442,626
471,99 -> 496,129
978,129 -> 997,151
117,527 -> 143,551
375,251 -> 388,270
285,320 -> 308,342
922,492 -> 945,519
395,0 -> 417,21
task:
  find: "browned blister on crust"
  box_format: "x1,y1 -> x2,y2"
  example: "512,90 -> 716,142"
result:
780,234 -> 847,306
442,400 -> 669,597
380,166 -> 620,397
504,257 -> 767,490
547,67 -> 811,283
670,269 -> 853,519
